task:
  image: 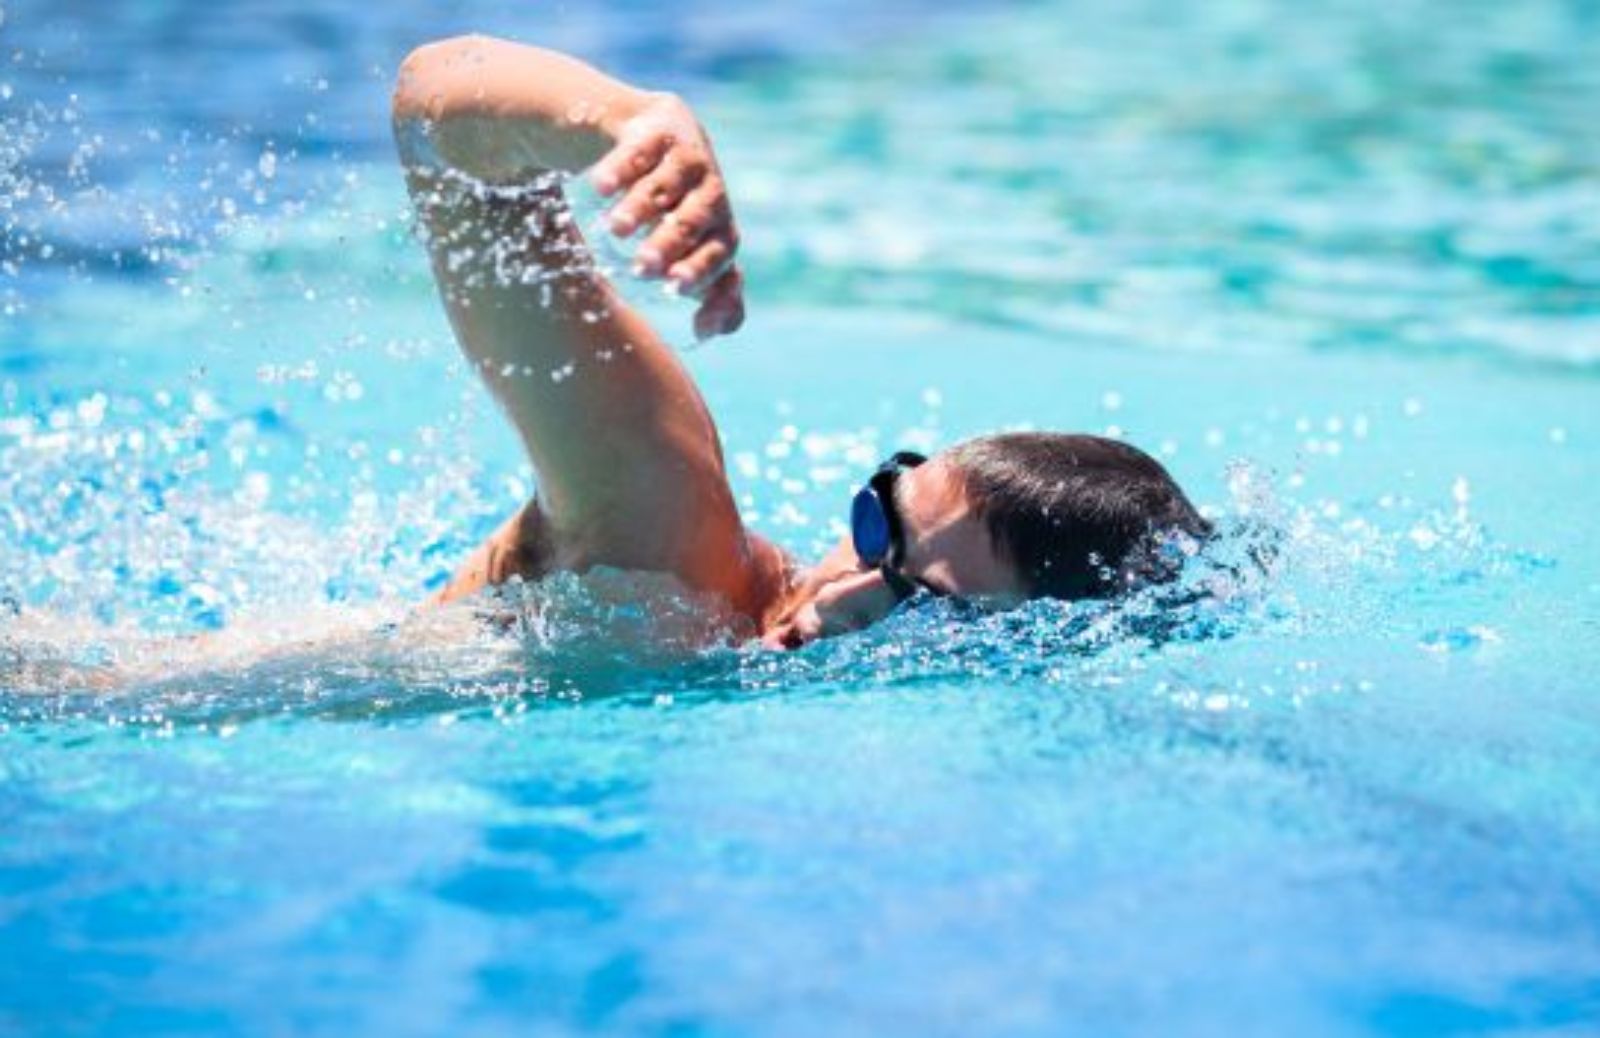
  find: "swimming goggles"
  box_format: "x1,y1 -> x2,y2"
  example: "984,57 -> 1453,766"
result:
850,450 -> 928,602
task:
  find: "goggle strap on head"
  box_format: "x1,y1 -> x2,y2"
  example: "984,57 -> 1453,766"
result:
878,562 -> 919,603
866,451 -> 927,568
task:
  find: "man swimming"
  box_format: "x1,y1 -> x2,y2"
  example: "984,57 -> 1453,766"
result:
391,35 -> 1208,650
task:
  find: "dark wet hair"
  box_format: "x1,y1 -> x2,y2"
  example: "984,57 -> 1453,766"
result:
944,432 -> 1211,600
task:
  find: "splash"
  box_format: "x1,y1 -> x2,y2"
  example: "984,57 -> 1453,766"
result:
733,455 -> 1548,711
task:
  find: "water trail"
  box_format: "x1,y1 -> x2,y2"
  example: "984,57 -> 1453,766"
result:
2,411 -> 1543,735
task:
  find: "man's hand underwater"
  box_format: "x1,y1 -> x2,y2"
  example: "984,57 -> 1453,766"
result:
590,93 -> 746,341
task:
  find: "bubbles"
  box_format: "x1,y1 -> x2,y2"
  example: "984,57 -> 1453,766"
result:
17,380 -> 1497,727
1418,625 -> 1501,654
75,393 -> 108,428
0,11 -> 1594,1038
321,371 -> 365,402
0,0 -> 1575,746
716,450 -> 1523,711
1408,525 -> 1441,552
0,379 -> 480,649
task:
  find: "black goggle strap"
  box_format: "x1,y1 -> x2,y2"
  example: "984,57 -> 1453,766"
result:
878,562 -> 920,603
868,451 -> 927,569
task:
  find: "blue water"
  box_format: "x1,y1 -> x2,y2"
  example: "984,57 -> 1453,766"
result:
3,0 -> 1599,1034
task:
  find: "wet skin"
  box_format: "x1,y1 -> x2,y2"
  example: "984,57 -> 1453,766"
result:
762,457 -> 1027,649
393,37 -> 1023,649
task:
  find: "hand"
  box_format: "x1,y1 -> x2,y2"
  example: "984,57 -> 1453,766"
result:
591,93 -> 745,340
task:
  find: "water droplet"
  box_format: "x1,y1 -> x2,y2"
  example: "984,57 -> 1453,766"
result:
1420,626 -> 1499,653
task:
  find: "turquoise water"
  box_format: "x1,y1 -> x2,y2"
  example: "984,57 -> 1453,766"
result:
3,1 -> 1599,1034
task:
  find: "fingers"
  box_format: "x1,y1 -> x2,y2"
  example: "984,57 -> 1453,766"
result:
590,128 -> 672,199
635,180 -> 732,279
606,152 -> 700,237
667,236 -> 735,295
694,265 -> 745,340
589,106 -> 742,318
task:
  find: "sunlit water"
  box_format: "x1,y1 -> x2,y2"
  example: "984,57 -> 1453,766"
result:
3,1 -> 1598,1034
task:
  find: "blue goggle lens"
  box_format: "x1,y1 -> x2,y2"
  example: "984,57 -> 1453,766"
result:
851,487 -> 891,565
849,451 -> 927,602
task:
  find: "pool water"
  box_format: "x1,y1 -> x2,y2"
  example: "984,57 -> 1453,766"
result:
3,0 -> 1599,1034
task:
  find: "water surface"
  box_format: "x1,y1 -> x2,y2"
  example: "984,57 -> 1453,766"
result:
2,0 -> 1598,1034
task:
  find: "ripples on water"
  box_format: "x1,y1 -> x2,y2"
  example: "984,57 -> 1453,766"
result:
5,0 -> 1599,371
0,423 -> 1540,725
2,0 -> 1598,1033
0,0 -> 1585,779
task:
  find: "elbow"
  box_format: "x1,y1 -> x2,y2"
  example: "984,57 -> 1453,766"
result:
391,34 -> 494,123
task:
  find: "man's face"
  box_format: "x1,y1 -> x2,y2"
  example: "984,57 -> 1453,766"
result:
761,457 -> 1026,649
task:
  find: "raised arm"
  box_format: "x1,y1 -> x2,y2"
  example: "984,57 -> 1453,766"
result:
391,36 -> 777,616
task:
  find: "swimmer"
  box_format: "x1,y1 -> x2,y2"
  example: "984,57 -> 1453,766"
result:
391,35 -> 1209,650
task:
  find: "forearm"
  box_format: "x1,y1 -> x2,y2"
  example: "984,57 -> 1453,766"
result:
391,34 -> 654,182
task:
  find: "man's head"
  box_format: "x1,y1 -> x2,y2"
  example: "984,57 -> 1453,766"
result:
762,432 -> 1210,649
